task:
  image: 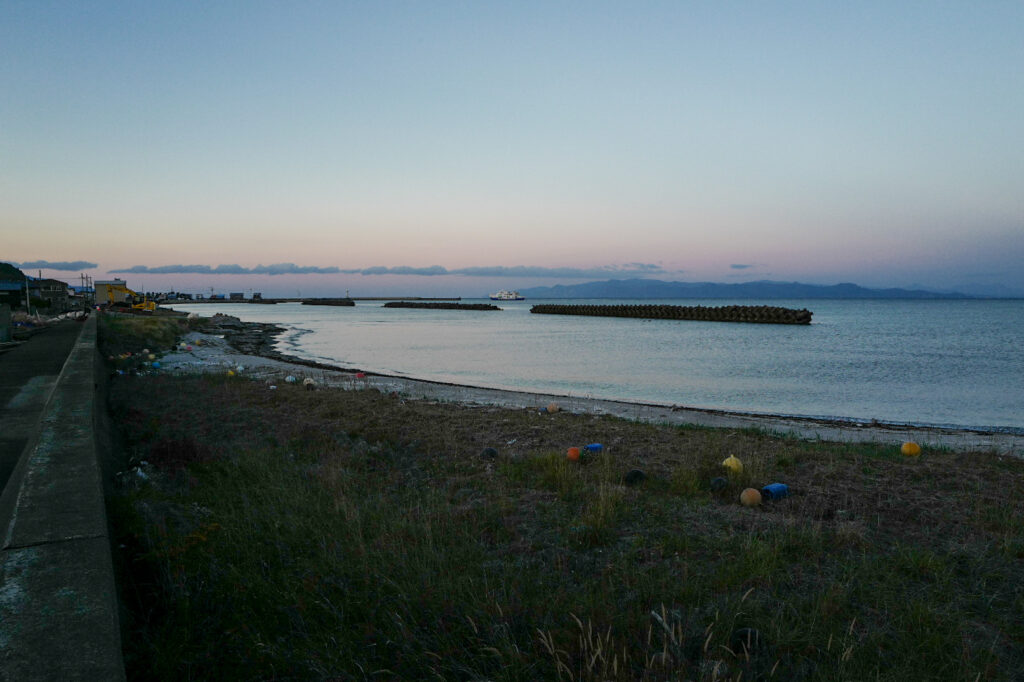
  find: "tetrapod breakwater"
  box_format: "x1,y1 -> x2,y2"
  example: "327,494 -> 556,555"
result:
530,304 -> 812,325
383,301 -> 501,311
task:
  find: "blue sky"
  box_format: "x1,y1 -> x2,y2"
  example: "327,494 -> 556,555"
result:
2,1 -> 1022,296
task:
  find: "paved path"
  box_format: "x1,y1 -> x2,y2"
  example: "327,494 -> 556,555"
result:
0,320 -> 84,492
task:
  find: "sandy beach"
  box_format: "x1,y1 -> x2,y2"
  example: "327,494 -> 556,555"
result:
148,317 -> 1024,457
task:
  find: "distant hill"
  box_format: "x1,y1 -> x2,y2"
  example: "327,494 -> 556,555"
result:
0,262 -> 27,281
519,279 -> 975,300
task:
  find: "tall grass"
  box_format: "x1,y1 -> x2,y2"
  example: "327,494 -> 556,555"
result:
104,344 -> 1024,679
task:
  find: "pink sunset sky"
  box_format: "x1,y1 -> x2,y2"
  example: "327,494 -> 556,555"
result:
3,3 -> 1022,297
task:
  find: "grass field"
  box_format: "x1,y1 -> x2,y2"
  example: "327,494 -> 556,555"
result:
102,315 -> 1024,680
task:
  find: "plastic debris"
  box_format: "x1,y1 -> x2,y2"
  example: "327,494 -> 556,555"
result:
721,455 -> 743,474
901,441 -> 922,457
583,443 -> 603,453
624,469 -> 646,485
761,483 -> 789,500
710,476 -> 728,492
739,488 -> 762,507
567,447 -> 581,461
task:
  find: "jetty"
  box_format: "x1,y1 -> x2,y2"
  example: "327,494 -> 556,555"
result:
383,301 -> 500,311
530,303 -> 812,325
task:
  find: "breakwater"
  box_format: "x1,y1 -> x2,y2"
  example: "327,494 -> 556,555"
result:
383,301 -> 500,311
530,303 -> 812,325
301,298 -> 355,307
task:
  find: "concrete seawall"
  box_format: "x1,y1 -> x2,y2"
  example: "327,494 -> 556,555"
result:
0,314 -> 125,680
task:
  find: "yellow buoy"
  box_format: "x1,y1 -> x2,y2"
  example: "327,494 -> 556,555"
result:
721,455 -> 743,474
901,442 -> 922,457
227,370 -> 235,377
740,488 -> 762,507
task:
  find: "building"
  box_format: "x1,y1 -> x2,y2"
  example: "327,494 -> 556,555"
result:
0,281 -> 23,310
28,278 -> 72,312
94,280 -> 131,306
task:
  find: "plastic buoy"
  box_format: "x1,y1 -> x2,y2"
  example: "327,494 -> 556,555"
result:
227,370 -> 235,377
567,447 -> 581,461
547,402 -> 560,414
148,354 -> 156,360
624,469 -> 646,485
480,447 -> 498,459
721,455 -> 743,474
151,361 -> 161,369
583,443 -> 603,453
901,442 -> 922,457
761,483 -> 789,501
356,372 -> 366,379
285,375 -> 297,383
740,488 -> 762,507
710,476 -> 728,492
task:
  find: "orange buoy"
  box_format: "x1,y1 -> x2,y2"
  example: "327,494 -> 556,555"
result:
567,447 -> 581,461
901,442 -> 922,457
739,488 -> 762,507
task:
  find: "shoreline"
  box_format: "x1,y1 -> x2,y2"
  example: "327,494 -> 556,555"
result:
159,314 -> 1024,456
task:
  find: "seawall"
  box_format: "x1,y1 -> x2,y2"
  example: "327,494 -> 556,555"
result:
0,314 -> 125,680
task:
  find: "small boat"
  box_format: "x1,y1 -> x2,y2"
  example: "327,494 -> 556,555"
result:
489,290 -> 525,301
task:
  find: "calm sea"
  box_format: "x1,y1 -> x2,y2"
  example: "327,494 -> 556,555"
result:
170,299 -> 1024,433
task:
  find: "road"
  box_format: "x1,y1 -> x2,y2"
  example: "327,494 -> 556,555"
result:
0,320 -> 84,492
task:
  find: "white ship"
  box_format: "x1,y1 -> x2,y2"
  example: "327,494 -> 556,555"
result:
489,290 -> 525,301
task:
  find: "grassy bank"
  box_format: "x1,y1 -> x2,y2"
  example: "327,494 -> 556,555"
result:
103,315 -> 1024,680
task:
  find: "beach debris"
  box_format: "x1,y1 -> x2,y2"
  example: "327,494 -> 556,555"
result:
538,407 -> 548,414
227,369 -> 235,377
547,402 -> 560,414
583,443 -> 603,454
901,441 -> 922,457
269,385 -> 277,390
480,447 -> 498,459
356,372 -> 366,379
236,365 -> 245,372
624,469 -> 646,485
721,454 -> 743,474
761,482 -> 789,500
567,446 -> 581,461
142,348 -> 149,354
739,488 -> 762,507
303,377 -> 317,390
151,361 -> 161,369
710,476 -> 728,492
148,353 -> 156,360
285,375 -> 297,383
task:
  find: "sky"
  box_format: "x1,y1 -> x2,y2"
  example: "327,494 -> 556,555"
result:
2,1 -> 1022,297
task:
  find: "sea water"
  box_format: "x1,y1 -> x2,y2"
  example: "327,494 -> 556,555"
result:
169,298 -> 1024,432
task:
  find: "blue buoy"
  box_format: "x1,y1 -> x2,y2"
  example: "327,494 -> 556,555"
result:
761,483 -> 789,501
583,443 -> 603,453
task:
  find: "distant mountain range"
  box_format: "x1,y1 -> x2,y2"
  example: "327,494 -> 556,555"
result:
519,279 -> 983,299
